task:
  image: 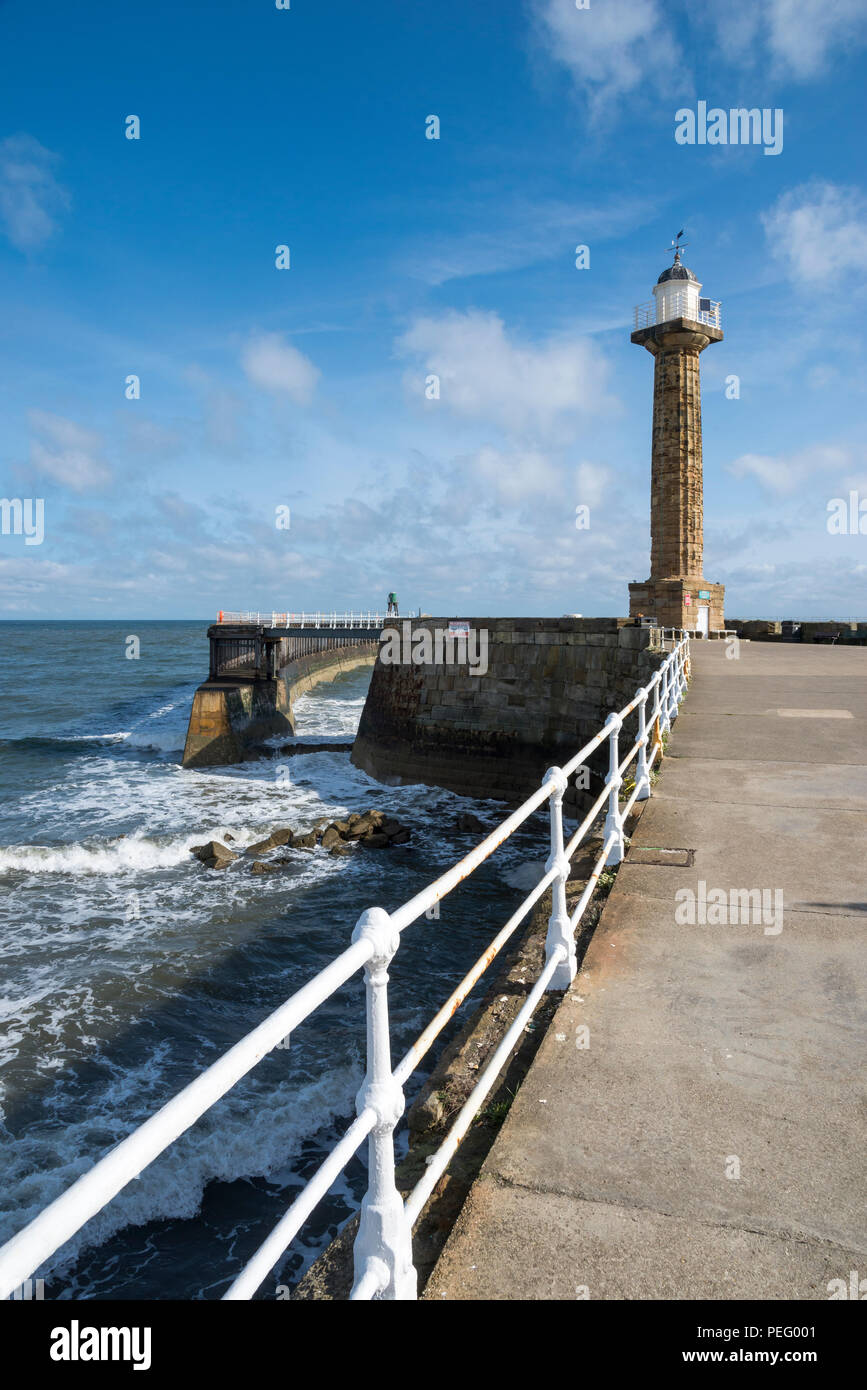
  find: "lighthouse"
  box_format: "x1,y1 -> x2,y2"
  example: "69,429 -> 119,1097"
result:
628,240 -> 725,634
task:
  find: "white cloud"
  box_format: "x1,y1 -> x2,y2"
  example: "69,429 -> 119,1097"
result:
764,0 -> 867,78
727,444 -> 854,496
397,310 -> 613,437
706,0 -> 867,78
532,0 -> 682,111
762,182 -> 867,286
536,0 -> 867,105
0,134 -> 69,251
463,446 -> 561,505
241,333 -> 320,404
28,411 -> 112,492
574,460 -> 611,509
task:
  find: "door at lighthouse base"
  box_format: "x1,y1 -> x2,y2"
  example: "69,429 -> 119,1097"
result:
696,605 -> 709,637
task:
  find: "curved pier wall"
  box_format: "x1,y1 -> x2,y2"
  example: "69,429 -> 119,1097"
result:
182,644 -> 377,768
350,618 -> 665,802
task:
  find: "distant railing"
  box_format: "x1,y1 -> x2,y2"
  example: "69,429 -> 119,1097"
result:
662,626 -> 737,643
0,641 -> 690,1302
209,630 -> 378,680
633,295 -> 722,331
218,612 -> 393,629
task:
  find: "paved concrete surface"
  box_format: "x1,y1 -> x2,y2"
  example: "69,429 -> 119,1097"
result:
424,642 -> 867,1300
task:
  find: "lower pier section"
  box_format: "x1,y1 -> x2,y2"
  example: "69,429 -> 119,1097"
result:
182,644 -> 377,768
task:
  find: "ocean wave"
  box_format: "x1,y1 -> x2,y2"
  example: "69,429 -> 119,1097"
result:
0,657 -> 527,1295
121,699 -> 191,753
0,734 -> 130,752
0,831 -> 227,877
1,1058 -> 364,1284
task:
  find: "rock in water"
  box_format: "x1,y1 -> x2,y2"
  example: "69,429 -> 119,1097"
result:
347,810 -> 386,840
247,836 -> 277,856
190,841 -> 236,869
361,832 -> 390,849
246,827 -> 294,856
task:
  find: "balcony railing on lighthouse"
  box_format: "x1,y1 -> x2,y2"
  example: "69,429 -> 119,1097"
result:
633,293 -> 722,331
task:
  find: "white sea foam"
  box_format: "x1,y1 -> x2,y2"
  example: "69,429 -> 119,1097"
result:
2,1059 -> 364,1282
0,832 -> 211,876
0,659 -> 534,1293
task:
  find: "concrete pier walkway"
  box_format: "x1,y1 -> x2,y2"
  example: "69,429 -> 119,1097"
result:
425,641 -> 867,1300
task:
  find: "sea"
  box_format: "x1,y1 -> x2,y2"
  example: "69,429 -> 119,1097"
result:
0,621 -> 548,1300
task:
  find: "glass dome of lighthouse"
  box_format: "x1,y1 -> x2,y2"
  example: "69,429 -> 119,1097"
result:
652,245 -> 702,324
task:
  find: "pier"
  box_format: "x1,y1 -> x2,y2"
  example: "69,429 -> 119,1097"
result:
182,612 -> 388,767
425,640 -> 867,1299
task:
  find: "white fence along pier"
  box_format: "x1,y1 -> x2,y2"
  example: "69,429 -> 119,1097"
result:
0,640 -> 691,1301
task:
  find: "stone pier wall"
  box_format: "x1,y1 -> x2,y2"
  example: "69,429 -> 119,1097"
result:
351,618 -> 666,803
182,644 -> 377,768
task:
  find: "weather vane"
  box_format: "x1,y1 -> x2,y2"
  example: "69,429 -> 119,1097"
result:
665,229 -> 688,262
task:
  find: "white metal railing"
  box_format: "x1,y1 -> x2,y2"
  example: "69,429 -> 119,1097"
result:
217,612 -> 395,629
633,295 -> 722,331
662,626 -> 736,643
0,640 -> 690,1302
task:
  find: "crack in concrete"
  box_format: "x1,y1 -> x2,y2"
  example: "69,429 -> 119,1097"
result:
486,1172 -> 867,1257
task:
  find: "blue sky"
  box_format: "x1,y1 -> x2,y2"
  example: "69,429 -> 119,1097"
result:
1,0 -> 866,619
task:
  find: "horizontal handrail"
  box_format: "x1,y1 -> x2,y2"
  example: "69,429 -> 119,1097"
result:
403,946 -> 565,1229
223,1108 -> 377,1301
217,611 -> 394,629
0,936 -> 373,1298
393,863 -> 559,1088
0,638 -> 690,1302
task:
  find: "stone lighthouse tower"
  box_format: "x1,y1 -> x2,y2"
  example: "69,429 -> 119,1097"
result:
628,242 -> 725,633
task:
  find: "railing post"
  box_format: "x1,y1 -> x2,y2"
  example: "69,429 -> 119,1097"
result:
634,686 -> 651,800
603,713 -> 626,865
542,767 -> 576,990
659,661 -> 670,735
649,669 -> 663,763
666,652 -> 679,723
350,908 -> 416,1301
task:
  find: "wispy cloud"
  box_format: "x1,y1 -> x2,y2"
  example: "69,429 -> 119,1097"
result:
401,192 -> 657,286
460,445 -> 561,505
534,0 -> 867,108
727,443 -> 855,496
709,0 -> 867,80
241,333 -> 321,404
761,182 -> 867,287
397,309 -> 614,437
531,0 -> 685,113
28,411 -> 112,492
0,134 -> 69,251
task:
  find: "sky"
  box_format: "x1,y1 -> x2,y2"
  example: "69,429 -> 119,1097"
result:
1,0 -> 866,620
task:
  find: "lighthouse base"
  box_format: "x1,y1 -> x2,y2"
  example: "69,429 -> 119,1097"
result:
629,579 -> 725,634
